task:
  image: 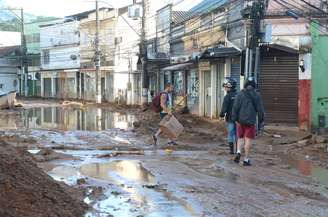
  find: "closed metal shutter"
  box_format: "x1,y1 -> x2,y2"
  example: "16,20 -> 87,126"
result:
231,63 -> 240,90
259,50 -> 298,124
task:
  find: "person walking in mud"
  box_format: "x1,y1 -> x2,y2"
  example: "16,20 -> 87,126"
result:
219,78 -> 238,155
231,77 -> 265,166
152,83 -> 177,146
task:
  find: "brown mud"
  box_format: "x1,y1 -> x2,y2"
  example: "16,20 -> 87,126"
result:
1,99 -> 328,217
0,140 -> 88,217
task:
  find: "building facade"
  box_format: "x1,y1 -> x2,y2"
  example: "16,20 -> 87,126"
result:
25,19 -> 60,97
79,8 -> 115,102
113,5 -> 142,105
0,46 -> 21,93
40,20 -> 80,99
156,0 -> 245,117
261,0 -> 328,130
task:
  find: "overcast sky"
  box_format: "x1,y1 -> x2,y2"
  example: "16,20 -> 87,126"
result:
3,0 -> 202,17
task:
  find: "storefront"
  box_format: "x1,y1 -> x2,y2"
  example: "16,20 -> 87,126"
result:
160,62 -> 198,112
199,47 -> 241,118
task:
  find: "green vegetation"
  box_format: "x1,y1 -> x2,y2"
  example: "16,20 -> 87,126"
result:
0,16 -> 58,32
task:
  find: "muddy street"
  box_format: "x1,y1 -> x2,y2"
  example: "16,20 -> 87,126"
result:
1,100 -> 328,217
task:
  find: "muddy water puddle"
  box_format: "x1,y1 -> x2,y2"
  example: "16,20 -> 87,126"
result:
18,107 -> 136,131
49,160 -> 202,217
281,154 -> 328,186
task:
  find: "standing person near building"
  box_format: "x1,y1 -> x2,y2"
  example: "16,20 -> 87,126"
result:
152,83 -> 177,146
219,78 -> 238,155
231,77 -> 265,166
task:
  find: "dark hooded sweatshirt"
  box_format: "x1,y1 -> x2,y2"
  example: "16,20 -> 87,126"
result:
231,86 -> 265,125
219,89 -> 237,122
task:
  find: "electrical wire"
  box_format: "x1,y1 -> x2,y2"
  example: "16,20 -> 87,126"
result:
2,0 -> 260,67
273,0 -> 328,34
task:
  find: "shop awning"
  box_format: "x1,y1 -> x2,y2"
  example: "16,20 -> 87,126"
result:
161,62 -> 193,71
200,47 -> 241,59
261,43 -> 298,54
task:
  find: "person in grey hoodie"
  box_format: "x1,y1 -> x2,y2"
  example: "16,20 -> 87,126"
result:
231,77 -> 265,166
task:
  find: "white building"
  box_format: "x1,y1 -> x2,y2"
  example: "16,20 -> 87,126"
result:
40,20 -> 80,99
0,46 -> 21,93
0,31 -> 21,47
113,5 -> 142,105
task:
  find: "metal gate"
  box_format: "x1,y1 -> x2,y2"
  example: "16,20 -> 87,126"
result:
259,47 -> 298,124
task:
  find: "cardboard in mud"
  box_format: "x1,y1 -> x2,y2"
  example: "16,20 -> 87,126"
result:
159,115 -> 184,139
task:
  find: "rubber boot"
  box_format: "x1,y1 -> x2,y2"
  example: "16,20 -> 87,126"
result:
229,142 -> 234,155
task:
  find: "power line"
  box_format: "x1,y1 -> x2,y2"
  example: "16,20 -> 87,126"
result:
299,0 -> 328,15
21,0 -> 243,64
273,0 -> 328,34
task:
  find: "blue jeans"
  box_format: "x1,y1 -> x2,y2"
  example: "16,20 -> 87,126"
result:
226,122 -> 236,144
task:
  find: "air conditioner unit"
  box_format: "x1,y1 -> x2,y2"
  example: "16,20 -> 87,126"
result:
177,55 -> 191,63
170,57 -> 179,64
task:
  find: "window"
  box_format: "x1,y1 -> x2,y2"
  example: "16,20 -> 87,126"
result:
192,38 -> 198,49
128,5 -> 142,18
171,42 -> 184,56
33,33 -> 40,43
25,33 -> 40,43
0,84 -> 4,89
213,8 -> 226,25
200,14 -> 212,30
28,54 -> 40,67
115,37 -> 122,45
134,8 -> 140,17
43,50 -> 50,64
26,34 -> 33,43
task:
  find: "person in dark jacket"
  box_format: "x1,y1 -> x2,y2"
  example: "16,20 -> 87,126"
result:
219,78 -> 238,154
231,77 -> 265,166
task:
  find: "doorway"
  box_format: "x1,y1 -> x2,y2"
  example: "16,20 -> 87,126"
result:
204,71 -> 211,117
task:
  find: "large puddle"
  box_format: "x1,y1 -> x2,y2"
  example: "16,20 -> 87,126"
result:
15,107 -> 136,131
281,154 -> 328,186
80,160 -> 155,185
49,160 -> 201,217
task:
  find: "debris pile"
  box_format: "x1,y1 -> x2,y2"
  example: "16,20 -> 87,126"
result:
0,141 -> 88,217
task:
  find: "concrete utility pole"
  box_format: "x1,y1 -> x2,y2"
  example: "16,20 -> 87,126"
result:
242,0 -> 265,80
141,0 -> 149,108
95,0 -> 102,103
21,8 -> 28,97
242,0 -> 266,135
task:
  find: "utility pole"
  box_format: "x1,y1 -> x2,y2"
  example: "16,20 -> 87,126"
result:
95,0 -> 102,103
242,0 -> 265,80
21,8 -> 28,97
141,0 -> 148,108
242,0 -> 266,135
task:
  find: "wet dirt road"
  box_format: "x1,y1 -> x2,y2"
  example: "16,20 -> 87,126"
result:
1,100 -> 328,217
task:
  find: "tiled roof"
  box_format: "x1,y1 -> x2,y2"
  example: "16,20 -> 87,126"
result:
172,11 -> 197,25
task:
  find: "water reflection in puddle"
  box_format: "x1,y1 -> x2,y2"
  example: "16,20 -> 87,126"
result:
48,165 -> 81,186
82,161 -> 200,217
80,160 -> 155,185
281,155 -> 328,185
47,160 -> 201,217
19,107 -> 136,131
